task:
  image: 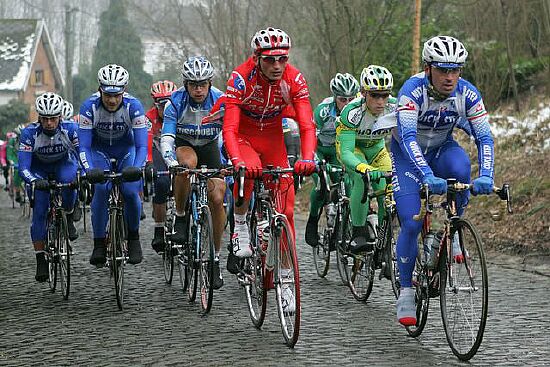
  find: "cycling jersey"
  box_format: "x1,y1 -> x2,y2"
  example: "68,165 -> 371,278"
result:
313,96 -> 339,147
0,139 -> 6,166
145,107 -> 161,162
160,87 -> 223,167
393,72 -> 494,180
18,122 -> 79,183
78,92 -> 148,170
222,56 -> 316,164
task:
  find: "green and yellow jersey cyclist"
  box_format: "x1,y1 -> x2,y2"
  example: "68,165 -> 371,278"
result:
305,73 -> 359,247
336,65 -> 397,254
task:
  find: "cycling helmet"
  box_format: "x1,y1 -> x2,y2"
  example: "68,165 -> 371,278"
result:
181,56 -> 215,82
360,65 -> 393,91
150,80 -> 177,99
97,64 -> 129,93
35,92 -> 64,117
330,73 -> 359,97
62,100 -> 74,120
251,27 -> 291,55
422,36 -> 468,68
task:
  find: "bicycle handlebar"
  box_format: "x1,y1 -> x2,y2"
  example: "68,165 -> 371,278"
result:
356,170 -> 393,204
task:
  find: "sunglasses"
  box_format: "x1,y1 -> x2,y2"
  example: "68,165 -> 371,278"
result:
367,92 -> 390,99
433,66 -> 462,74
260,55 -> 289,64
187,81 -> 209,89
336,96 -> 355,103
154,99 -> 169,107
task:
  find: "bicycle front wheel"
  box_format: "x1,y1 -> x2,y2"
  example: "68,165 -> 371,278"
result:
350,252 -> 375,302
110,211 -> 126,310
47,223 -> 58,293
244,211 -> 267,328
187,213 -> 198,303
273,216 -> 301,348
199,206 -> 215,314
335,204 -> 352,287
58,214 -> 71,300
440,219 -> 488,361
406,242 -> 430,337
312,207 -> 330,278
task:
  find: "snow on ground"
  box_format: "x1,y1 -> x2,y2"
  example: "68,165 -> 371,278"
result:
492,101 -> 550,149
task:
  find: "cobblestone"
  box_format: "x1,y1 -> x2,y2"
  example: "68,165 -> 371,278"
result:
1,193 -> 549,366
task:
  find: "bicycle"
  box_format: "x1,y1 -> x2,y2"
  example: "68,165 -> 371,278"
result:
404,179 -> 512,361
348,171 -> 400,301
86,161 -> 143,310
158,165 -> 224,315
234,166 -> 301,348
30,178 -> 77,300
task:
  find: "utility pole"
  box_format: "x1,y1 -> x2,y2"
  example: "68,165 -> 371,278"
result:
411,0 -> 422,75
64,5 -> 76,101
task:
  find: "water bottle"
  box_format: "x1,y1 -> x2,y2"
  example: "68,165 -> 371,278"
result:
326,203 -> 337,228
366,212 -> 378,240
256,220 -> 269,251
423,231 -> 440,269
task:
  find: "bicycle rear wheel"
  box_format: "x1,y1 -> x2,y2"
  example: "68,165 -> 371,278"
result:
47,223 -> 58,293
312,207 -> 330,278
335,204 -> 352,287
273,216 -> 301,348
440,219 -> 488,361
384,214 -> 400,299
110,211 -> 126,310
58,214 -> 71,300
199,206 -> 215,314
405,242 -> 430,337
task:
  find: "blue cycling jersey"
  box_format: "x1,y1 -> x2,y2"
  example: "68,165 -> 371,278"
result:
78,92 -> 148,170
393,72 -> 494,179
18,121 -> 80,183
160,87 -> 223,165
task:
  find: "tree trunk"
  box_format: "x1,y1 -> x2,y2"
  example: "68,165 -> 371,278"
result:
411,0 -> 422,75
500,0 -> 520,112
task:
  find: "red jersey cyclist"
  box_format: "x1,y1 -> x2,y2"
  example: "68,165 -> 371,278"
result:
222,27 -> 317,296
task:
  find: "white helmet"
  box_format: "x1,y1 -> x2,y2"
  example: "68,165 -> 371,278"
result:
422,36 -> 468,67
35,92 -> 63,117
97,64 -> 129,93
251,27 -> 291,55
360,65 -> 393,91
330,73 -> 359,97
181,56 -> 215,82
62,100 -> 74,119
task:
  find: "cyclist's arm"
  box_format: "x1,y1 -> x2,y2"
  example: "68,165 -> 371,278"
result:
159,99 -> 178,167
17,129 -> 37,183
463,85 -> 494,179
222,71 -> 246,164
396,89 -> 433,178
335,125 -> 362,171
129,100 -> 148,168
78,107 -> 94,171
146,116 -> 153,162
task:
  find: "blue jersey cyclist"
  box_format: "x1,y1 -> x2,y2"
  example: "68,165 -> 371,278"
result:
18,92 -> 80,282
160,56 -> 226,289
79,64 -> 149,266
392,36 -> 495,326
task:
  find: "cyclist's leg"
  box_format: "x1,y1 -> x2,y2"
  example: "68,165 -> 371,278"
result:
171,140 -> 198,243
367,144 -> 393,223
27,165 -> 49,281
430,140 -> 471,216
13,165 -> 23,202
347,147 -> 371,252
89,150 -> 111,265
305,148 -> 327,247
56,160 -> 79,240
151,143 -> 169,252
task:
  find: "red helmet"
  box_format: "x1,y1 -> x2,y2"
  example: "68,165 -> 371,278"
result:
150,80 -> 177,100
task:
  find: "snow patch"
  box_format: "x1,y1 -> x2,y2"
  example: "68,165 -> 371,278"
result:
492,102 -> 550,149
0,33 -> 36,90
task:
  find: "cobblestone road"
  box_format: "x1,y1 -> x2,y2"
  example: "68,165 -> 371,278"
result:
1,192 -> 549,366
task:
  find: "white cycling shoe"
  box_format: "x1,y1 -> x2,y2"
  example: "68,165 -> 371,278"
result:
232,223 -> 252,258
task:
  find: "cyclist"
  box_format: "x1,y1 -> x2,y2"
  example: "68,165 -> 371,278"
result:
392,36 -> 495,326
146,80 -> 178,253
18,92 -> 80,282
79,64 -> 149,266
0,137 -> 7,188
160,56 -> 226,289
62,100 -> 74,121
305,72 -> 359,247
6,124 -> 26,203
222,27 -> 317,313
335,65 -> 396,254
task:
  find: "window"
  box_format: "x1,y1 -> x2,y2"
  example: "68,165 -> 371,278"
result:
34,70 -> 44,86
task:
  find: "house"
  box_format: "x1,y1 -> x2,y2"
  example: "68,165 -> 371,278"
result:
0,19 -> 64,121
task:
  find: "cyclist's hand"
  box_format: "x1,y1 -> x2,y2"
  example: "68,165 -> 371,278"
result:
245,165 -> 263,179
422,174 -> 447,195
294,159 -> 316,176
34,179 -> 50,191
368,170 -> 384,182
86,168 -> 105,184
472,175 -> 493,196
355,162 -> 373,174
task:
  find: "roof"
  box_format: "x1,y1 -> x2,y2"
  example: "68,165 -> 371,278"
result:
0,19 -> 64,91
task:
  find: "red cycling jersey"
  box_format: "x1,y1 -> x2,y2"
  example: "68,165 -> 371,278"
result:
145,107 -> 162,162
222,57 -> 316,164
